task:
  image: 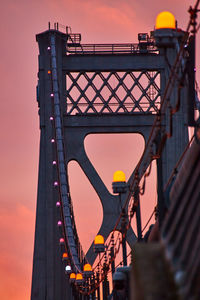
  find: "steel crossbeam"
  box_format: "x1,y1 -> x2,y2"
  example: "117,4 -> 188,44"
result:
66,71 -> 161,115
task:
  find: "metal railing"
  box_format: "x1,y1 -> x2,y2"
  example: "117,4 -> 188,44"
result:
66,42 -> 158,55
162,129 -> 200,299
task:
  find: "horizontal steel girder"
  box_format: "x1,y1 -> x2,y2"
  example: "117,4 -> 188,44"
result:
62,54 -> 165,72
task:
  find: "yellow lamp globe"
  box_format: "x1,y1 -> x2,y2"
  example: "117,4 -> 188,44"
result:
69,272 -> 76,283
83,263 -> 92,272
83,263 -> 93,277
94,234 -> 105,253
76,273 -> 84,285
112,170 -> 127,194
76,273 -> 83,280
70,273 -> 76,279
155,11 -> 176,30
113,170 -> 126,183
94,234 -> 104,245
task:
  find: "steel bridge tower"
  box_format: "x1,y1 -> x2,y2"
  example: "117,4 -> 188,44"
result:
31,25 -> 189,299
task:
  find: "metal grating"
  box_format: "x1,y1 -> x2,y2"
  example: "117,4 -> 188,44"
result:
66,71 -> 161,115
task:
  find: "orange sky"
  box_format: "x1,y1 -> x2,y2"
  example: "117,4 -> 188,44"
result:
0,1 -> 198,299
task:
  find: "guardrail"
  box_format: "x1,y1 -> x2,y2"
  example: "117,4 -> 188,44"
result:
66,43 -> 158,55
162,130 -> 200,299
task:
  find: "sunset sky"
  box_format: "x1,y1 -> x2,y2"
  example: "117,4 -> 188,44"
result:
0,1 -> 198,299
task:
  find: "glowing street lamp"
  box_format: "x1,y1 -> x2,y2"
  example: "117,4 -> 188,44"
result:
155,11 -> 176,30
57,220 -> 62,227
94,234 -> 105,253
112,170 -> 127,194
59,238 -> 64,245
83,263 -> 93,277
69,272 -> 76,283
65,265 -> 71,274
154,11 -> 178,48
76,273 -> 84,285
62,252 -> 68,261
112,171 -> 128,266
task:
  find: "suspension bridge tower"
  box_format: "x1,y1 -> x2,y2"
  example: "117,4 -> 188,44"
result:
31,16 -> 189,299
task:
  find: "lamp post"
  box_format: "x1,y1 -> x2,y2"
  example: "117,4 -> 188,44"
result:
154,11 -> 178,226
75,273 -> 84,286
112,170 -> 128,266
94,234 -> 105,253
93,235 -> 105,300
83,263 -> 93,277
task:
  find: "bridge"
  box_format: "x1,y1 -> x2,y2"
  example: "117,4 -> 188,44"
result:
31,4 -> 200,300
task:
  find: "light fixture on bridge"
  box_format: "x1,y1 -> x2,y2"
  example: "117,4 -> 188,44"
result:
65,265 -> 71,274
52,160 -> 57,165
56,201 -> 61,207
94,235 -> 105,253
83,263 -> 93,277
112,170 -> 128,266
51,138 -> 55,143
112,170 -> 127,194
62,252 -> 68,261
59,238 -> 65,244
75,273 -> 84,285
155,11 -> 176,30
57,220 -> 62,226
50,116 -> 54,121
69,272 -> 76,283
54,181 -> 58,186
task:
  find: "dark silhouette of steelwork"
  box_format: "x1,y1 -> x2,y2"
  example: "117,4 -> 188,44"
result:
162,130 -> 200,299
66,71 -> 160,115
31,20 -> 191,299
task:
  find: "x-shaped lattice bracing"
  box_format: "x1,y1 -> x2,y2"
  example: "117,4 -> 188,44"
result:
66,71 -> 161,115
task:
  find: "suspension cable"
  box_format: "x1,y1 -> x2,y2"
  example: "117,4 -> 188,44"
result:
50,33 -> 83,273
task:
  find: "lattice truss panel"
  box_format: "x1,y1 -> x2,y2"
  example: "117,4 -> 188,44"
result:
66,71 -> 160,115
